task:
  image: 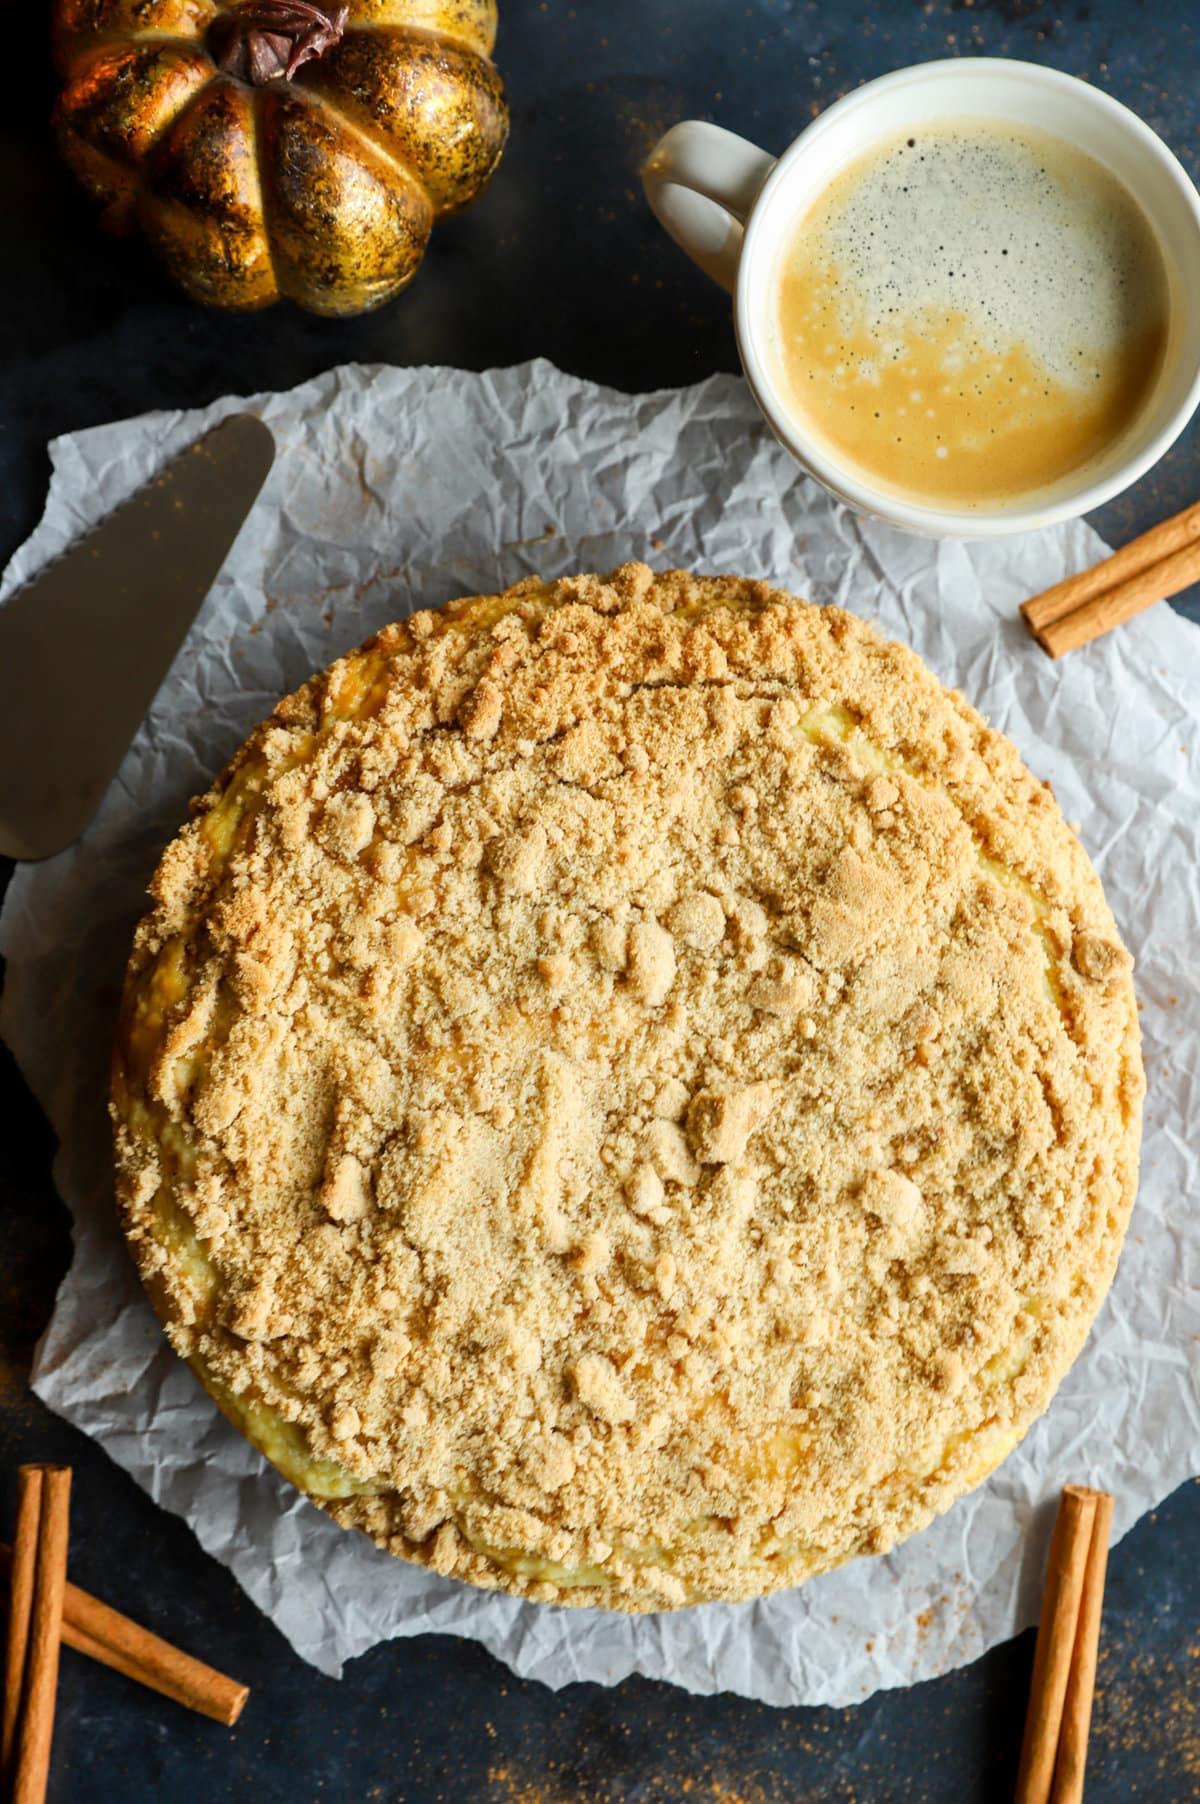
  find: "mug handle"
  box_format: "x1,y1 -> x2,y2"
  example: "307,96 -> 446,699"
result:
642,121 -> 777,295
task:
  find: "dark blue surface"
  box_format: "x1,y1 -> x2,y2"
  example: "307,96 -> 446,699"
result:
2,3 -> 1198,1799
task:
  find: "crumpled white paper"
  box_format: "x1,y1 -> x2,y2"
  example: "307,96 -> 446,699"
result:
1,360 -> 1198,1709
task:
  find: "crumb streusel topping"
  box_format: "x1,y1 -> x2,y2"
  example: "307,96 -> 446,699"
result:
112,564 -> 1143,1608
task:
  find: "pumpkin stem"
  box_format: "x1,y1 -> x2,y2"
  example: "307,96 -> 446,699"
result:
210,0 -> 348,85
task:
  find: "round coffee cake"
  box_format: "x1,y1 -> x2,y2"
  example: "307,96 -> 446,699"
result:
112,564 -> 1143,1608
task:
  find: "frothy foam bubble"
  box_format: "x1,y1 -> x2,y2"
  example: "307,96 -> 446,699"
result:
770,122 -> 1170,508
805,125 -> 1161,391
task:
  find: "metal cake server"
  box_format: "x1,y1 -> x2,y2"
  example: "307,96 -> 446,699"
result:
0,414 -> 275,862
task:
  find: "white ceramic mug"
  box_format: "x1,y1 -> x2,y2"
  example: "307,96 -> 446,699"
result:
643,59 -> 1200,539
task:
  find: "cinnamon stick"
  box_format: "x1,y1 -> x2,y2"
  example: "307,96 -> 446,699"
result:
0,1543 -> 249,1728
1022,499 -> 1200,631
1021,498 -> 1200,657
57,1581 -> 248,1729
1013,1486 -> 1097,1804
12,1465 -> 71,1804
1033,539 -> 1200,657
1051,1489 -> 1114,1804
1,1466 -> 43,1784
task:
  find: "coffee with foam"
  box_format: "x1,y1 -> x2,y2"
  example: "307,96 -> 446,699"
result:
770,123 -> 1169,510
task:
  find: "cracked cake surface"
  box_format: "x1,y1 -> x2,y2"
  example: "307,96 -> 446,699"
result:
111,563 -> 1143,1608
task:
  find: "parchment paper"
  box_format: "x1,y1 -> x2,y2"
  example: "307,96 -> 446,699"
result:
1,360 -> 1197,1708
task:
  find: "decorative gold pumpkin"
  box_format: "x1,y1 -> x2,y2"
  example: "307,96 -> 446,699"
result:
51,0 -> 509,315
